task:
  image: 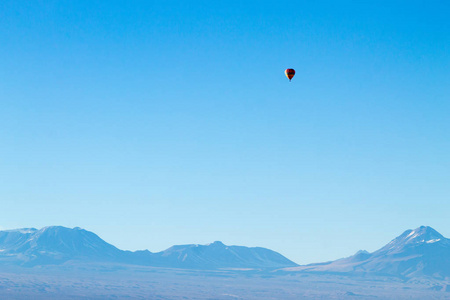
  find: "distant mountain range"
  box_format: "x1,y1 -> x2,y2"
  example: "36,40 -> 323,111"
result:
0,226 -> 297,269
286,226 -> 450,278
1,225 -> 449,279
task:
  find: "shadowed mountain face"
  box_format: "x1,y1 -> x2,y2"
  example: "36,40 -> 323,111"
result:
289,226 -> 450,278
0,227 -> 297,269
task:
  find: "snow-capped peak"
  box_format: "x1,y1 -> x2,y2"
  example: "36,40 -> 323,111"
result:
403,226 -> 444,244
378,226 -> 447,254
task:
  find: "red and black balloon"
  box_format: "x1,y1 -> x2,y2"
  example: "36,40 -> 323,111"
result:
285,68 -> 295,81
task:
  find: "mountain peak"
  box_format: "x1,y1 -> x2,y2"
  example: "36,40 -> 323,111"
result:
370,225 -> 448,258
39,226 -> 83,232
208,241 -> 225,246
288,226 -> 450,278
401,226 -> 444,244
413,225 -> 442,236
0,226 -> 123,266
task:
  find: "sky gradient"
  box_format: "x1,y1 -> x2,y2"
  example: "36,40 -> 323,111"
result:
1,0 -> 449,264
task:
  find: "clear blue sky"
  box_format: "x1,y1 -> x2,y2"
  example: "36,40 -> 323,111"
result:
1,0 -> 449,264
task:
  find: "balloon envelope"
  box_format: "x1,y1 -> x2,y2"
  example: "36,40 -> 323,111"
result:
285,68 -> 295,81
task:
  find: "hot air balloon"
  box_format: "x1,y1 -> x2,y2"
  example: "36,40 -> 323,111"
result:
285,68 -> 295,82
